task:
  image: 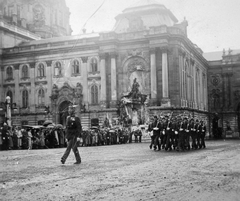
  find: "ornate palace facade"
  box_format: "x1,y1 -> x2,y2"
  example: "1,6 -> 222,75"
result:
0,0 -> 209,130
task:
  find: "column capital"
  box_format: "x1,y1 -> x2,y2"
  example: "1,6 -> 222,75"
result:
99,52 -> 106,60
149,47 -> 156,54
109,52 -> 118,58
45,60 -> 52,66
190,57 -> 195,66
29,62 -> 35,68
13,64 -> 19,70
178,48 -> 186,57
160,46 -> 170,53
81,56 -> 88,63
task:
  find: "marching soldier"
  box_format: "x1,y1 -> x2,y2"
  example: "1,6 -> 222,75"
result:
165,116 -> 174,151
195,119 -> 201,149
189,118 -> 196,150
160,116 -> 167,150
199,120 -> 206,148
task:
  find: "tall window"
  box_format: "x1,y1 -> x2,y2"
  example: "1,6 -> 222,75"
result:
90,58 -> 98,72
22,65 -> 28,78
22,90 -> 28,108
38,88 -> 45,105
38,63 -> 45,77
72,60 -> 80,74
6,67 -> 13,80
54,61 -> 61,76
91,85 -> 98,104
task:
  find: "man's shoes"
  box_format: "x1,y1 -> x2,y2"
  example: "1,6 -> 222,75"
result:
61,158 -> 65,164
149,144 -> 152,149
74,161 -> 81,165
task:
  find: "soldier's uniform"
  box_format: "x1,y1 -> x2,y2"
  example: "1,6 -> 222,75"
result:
184,118 -> 191,150
177,117 -> 187,151
189,118 -> 196,149
195,119 -> 201,149
153,116 -> 161,151
61,105 -> 82,164
160,116 -> 167,150
199,120 -> 206,148
165,117 -> 174,151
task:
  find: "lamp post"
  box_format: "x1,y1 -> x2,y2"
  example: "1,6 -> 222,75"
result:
0,96 -> 17,126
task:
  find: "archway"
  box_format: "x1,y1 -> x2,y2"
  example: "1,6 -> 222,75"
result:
58,101 -> 71,127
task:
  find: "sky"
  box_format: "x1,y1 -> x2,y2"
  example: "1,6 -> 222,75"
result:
65,0 -> 240,53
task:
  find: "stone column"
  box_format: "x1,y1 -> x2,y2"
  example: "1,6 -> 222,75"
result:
0,67 -> 3,102
14,65 -> 20,106
161,47 -> 170,107
99,53 -> 107,107
81,57 -> 88,104
110,52 -> 117,107
29,63 -> 35,112
150,48 -> 157,103
46,60 -> 52,107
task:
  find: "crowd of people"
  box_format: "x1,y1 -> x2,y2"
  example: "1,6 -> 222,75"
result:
0,123 -> 143,151
0,123 -> 65,150
148,114 -> 207,152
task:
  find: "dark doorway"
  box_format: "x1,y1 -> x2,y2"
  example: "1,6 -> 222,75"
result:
59,101 -> 71,127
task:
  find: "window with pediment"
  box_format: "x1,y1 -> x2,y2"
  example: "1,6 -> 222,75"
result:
37,63 -> 45,77
90,58 -> 98,73
6,67 -> 13,80
72,59 -> 80,75
22,89 -> 28,108
91,85 -> 98,104
22,65 -> 28,78
38,88 -> 45,106
54,61 -> 62,76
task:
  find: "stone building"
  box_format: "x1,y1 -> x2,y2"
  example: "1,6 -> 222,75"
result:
205,49 -> 240,138
0,0 -> 209,130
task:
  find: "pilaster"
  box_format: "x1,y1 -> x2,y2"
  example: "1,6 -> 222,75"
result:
99,52 -> 107,107
81,56 -> 88,104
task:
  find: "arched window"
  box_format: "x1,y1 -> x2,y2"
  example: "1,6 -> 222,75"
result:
22,90 -> 28,108
91,85 -> 98,104
6,67 -> 13,80
54,61 -> 61,76
22,65 -> 28,78
38,63 -> 45,77
38,88 -> 45,105
90,58 -> 98,72
72,60 -> 80,74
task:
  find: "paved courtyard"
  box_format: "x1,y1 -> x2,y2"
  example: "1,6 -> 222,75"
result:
1,140 -> 240,201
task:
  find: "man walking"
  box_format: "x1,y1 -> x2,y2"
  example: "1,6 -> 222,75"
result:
61,104 -> 82,165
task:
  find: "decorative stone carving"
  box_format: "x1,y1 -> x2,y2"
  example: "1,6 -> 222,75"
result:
211,75 -> 221,86
74,82 -> 83,98
33,4 -> 45,27
128,57 -> 146,72
234,90 -> 240,100
51,84 -> 59,100
127,49 -> 143,57
81,57 -> 88,63
128,16 -> 144,32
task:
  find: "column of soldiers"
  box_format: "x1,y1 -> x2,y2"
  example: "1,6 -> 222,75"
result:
148,114 -> 206,152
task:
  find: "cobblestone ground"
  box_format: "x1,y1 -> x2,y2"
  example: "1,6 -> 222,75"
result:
1,140 -> 240,201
